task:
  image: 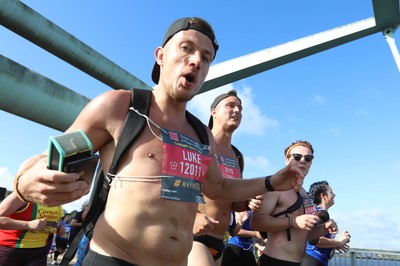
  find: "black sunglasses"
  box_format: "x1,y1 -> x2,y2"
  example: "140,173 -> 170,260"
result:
290,153 -> 314,162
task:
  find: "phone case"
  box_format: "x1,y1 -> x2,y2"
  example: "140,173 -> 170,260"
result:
64,155 -> 100,185
47,130 -> 93,171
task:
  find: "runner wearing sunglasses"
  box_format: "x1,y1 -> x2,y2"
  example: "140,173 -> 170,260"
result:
251,140 -> 338,266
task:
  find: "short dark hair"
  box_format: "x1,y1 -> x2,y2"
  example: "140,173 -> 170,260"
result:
308,180 -> 330,204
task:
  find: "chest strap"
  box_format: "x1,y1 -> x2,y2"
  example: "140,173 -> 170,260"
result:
272,192 -> 303,241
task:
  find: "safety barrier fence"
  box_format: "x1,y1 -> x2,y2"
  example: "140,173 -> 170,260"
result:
330,248 -> 400,266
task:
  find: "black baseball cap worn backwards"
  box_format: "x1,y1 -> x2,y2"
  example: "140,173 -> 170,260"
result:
208,90 -> 241,129
151,17 -> 219,84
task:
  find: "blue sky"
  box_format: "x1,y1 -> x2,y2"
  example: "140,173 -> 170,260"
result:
1,0 -> 400,250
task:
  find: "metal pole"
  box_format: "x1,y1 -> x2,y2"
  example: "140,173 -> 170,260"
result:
0,0 -> 152,91
0,54 -> 89,131
383,26 -> 400,72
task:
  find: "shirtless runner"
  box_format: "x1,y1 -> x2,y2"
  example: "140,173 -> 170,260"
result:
251,140 -> 338,266
13,17 -> 305,266
188,90 -> 263,266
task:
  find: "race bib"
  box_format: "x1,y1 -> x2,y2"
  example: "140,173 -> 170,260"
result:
216,155 -> 240,179
160,129 -> 212,203
303,197 -> 318,215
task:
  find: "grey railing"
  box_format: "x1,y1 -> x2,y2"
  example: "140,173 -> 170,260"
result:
330,248 -> 400,266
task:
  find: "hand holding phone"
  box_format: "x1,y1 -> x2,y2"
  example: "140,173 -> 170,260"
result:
64,155 -> 99,183
47,130 -> 99,185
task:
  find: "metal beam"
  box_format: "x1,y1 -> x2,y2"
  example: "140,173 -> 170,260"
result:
372,0 -> 400,28
0,54 -> 89,131
200,18 -> 378,93
0,0 -> 398,129
200,0 -> 400,93
0,0 -> 152,91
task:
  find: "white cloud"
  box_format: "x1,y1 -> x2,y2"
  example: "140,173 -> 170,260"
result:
331,208 -> 400,250
188,84 -> 279,136
0,166 -> 14,191
355,109 -> 369,117
242,155 -> 273,178
189,85 -> 234,124
329,128 -> 341,136
313,95 -> 327,105
236,85 -> 279,136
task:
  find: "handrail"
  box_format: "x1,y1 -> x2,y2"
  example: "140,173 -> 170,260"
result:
331,248 -> 400,265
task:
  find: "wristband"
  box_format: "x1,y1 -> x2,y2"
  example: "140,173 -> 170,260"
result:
13,172 -> 29,202
264,175 -> 275,191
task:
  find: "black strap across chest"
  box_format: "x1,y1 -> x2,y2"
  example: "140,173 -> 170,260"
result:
259,192 -> 303,242
61,88 -> 209,265
272,192 -> 303,218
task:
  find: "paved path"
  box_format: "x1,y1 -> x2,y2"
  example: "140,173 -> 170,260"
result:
47,252 -> 76,266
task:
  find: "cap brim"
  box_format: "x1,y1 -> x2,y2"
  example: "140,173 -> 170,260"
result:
152,62 -> 160,84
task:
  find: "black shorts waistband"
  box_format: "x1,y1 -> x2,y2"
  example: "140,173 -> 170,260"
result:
83,249 -> 138,266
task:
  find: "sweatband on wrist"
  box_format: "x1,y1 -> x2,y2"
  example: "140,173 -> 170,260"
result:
264,175 -> 275,191
13,172 -> 29,202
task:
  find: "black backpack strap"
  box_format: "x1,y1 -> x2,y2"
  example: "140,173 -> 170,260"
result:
185,110 -> 209,146
270,192 -> 302,241
61,227 -> 86,263
231,144 -> 244,173
90,88 -> 151,223
62,92 -> 210,266
61,88 -> 152,266
107,88 -> 152,176
272,192 -> 302,218
60,155 -> 104,265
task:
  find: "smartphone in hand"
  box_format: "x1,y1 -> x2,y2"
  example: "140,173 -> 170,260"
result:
64,155 -> 99,184
47,130 -> 99,185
